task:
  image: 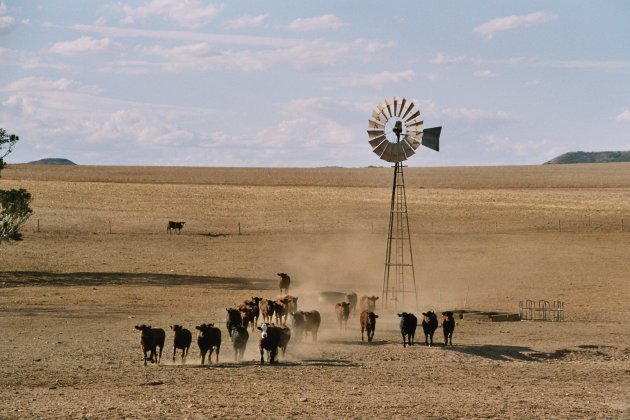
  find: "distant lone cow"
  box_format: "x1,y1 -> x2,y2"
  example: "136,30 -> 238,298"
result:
360,311 -> 379,343
421,311 -> 439,347
360,296 -> 379,312
277,272 -> 291,295
135,324 -> 165,366
231,325 -> 249,361
196,323 -> 221,365
335,302 -> 351,329
170,324 -> 192,363
167,221 -> 185,234
442,311 -> 455,346
397,312 -> 418,347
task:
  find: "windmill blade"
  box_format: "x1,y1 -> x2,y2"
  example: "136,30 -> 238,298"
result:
379,142 -> 394,162
377,104 -> 388,120
368,119 -> 385,129
406,119 -> 424,129
369,135 -> 387,149
401,101 -> 415,120
421,126 -> 442,152
405,110 -> 421,122
404,135 -> 421,149
393,97 -> 399,116
368,129 -> 385,137
397,98 -> 407,117
371,111 -> 386,123
401,139 -> 416,159
372,140 -> 389,156
385,99 -> 393,118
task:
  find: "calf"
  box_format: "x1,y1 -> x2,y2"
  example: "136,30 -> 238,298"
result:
283,295 -> 299,314
167,220 -> 185,234
360,295 -> 379,312
346,292 -> 358,315
442,311 -> 455,346
226,308 -> 243,338
196,323 -> 221,365
335,301 -> 351,329
134,324 -> 165,366
360,311 -> 379,343
231,325 -> 249,361
421,311 -> 439,346
170,324 -> 192,363
257,323 -> 291,365
397,312 -> 418,347
277,272 -> 291,295
274,297 -> 291,326
260,299 -> 276,323
290,311 -> 305,342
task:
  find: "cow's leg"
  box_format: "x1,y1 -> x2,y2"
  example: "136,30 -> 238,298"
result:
259,347 -> 265,365
402,332 -> 406,347
410,332 -> 414,346
361,327 -> 365,342
142,347 -> 148,366
270,348 -> 277,364
215,345 -> 220,363
200,349 -> 207,365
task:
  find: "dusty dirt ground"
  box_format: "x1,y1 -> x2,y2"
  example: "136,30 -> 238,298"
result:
1,164 -> 629,419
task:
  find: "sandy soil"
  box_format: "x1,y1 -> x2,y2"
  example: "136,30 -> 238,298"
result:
0,164 -> 629,419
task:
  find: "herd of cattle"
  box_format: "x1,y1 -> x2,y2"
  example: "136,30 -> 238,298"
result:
134,273 -> 457,366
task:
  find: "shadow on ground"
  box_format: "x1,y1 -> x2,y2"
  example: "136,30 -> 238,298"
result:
0,271 -> 274,290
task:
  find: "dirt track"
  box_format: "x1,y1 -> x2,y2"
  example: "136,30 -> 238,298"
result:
1,164 -> 629,418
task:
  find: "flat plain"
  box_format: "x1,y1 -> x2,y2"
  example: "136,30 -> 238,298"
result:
1,163 -> 629,419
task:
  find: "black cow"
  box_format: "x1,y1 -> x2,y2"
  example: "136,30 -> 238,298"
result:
231,325 -> 249,361
134,324 -> 165,366
226,308 -> 243,338
167,220 -> 185,234
170,324 -> 192,363
442,311 -> 456,346
421,311 -> 439,346
257,323 -> 291,365
196,323 -> 221,365
397,312 -> 418,347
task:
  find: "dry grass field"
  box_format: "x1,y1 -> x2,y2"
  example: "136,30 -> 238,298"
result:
1,163 -> 629,419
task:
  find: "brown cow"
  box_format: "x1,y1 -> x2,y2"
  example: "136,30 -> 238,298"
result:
283,295 -> 299,314
335,301 -> 351,329
135,324 -> 165,366
277,272 -> 291,295
291,310 -> 321,342
346,292 -> 358,315
257,323 -> 291,365
260,299 -> 276,323
360,311 -> 379,343
360,295 -> 379,312
167,221 -> 185,234
274,297 -> 291,325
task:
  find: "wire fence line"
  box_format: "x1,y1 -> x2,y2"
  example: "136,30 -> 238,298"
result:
25,216 -> 629,236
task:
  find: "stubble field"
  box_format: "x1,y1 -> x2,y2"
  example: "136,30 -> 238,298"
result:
1,163 -> 629,419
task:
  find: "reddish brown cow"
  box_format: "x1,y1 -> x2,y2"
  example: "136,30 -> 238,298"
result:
135,324 -> 165,366
335,301 -> 351,329
360,311 -> 379,343
274,297 -> 291,325
260,299 -> 276,323
170,324 -> 192,363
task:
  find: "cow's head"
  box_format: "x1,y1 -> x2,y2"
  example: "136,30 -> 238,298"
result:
170,324 -> 182,332
369,312 -> 379,322
422,311 -> 437,321
257,323 -> 270,339
442,311 -> 454,318
135,324 -> 151,332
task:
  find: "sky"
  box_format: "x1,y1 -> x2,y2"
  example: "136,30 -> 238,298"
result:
1,0 -> 629,167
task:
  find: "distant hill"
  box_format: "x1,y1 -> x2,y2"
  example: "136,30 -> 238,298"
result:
544,151 -> 630,164
28,158 -> 77,165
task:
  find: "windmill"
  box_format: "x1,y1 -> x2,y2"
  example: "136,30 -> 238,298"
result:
367,97 -> 441,310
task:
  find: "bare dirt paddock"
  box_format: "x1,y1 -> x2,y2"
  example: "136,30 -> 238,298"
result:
1,164 -> 629,419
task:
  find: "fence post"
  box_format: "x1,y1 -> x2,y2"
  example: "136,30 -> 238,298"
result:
37,218 -> 40,233
238,222 -> 241,235
109,220 -> 112,234
558,219 -> 561,232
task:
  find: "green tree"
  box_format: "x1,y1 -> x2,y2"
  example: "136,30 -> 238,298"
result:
0,128 -> 32,242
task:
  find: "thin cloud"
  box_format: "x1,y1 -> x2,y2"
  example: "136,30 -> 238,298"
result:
222,14 -> 268,30
441,107 -> 510,121
474,69 -> 497,78
616,110 -> 630,122
116,0 -> 223,28
432,52 -> 468,65
474,11 -> 557,39
288,14 -> 343,32
0,1 -> 29,35
49,36 -> 123,55
330,70 -> 415,88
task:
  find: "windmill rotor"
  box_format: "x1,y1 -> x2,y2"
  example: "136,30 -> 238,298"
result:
367,97 -> 440,163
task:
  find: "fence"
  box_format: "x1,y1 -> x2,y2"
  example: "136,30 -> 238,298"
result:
25,216 -> 630,236
519,299 -> 565,321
